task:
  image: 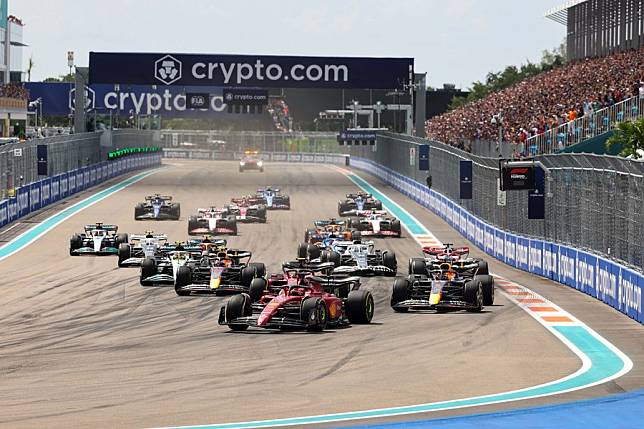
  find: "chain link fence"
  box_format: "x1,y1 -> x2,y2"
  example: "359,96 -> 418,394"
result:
344,132 -> 643,271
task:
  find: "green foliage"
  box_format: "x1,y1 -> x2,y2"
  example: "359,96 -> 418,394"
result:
448,42 -> 567,111
606,117 -> 644,159
42,73 -> 75,83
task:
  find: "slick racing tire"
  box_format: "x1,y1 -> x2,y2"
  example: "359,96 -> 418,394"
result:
174,266 -> 192,296
297,243 -> 309,259
116,233 -> 129,246
346,290 -> 374,324
306,243 -> 321,260
391,278 -> 410,312
391,220 -> 402,237
351,230 -> 361,242
225,294 -> 251,331
249,278 -> 267,302
409,258 -> 427,276
69,234 -> 82,256
475,274 -> 495,306
476,260 -> 489,275
301,298 -> 327,332
382,251 -> 397,276
464,279 -> 483,312
374,201 -> 383,210
140,257 -> 156,286
338,202 -> 349,216
134,203 -> 145,220
321,250 -> 342,268
187,216 -> 199,235
248,262 -> 266,278
171,203 -> 181,220
240,266 -> 256,288
118,243 -> 131,267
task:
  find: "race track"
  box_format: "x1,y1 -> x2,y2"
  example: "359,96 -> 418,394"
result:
0,160 -> 641,429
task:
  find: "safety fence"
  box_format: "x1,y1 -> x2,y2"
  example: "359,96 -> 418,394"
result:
526,95 -> 644,155
350,157 -> 643,324
163,148 -> 348,165
0,153 -> 162,230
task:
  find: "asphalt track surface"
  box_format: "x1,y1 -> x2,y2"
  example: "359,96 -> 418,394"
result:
0,160 -> 641,429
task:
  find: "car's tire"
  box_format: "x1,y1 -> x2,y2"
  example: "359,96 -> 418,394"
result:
338,202 -> 348,216
350,218 -> 361,229
391,278 -> 410,312
171,203 -> 181,220
174,266 -> 192,296
297,242 -> 309,259
249,278 -> 267,302
375,201 -> 383,210
258,208 -> 267,223
321,250 -> 341,268
134,203 -> 145,220
351,231 -> 361,242
304,228 -> 316,243
477,260 -> 489,275
464,279 -> 483,312
116,233 -> 129,246
118,243 -> 131,267
225,294 -> 251,331
188,216 -> 199,235
409,258 -> 427,276
346,290 -> 374,324
475,274 -> 495,306
140,257 -> 156,286
382,251 -> 397,276
307,244 -> 321,260
69,233 -> 82,255
301,298 -> 327,332
391,220 -> 402,236
240,266 -> 256,287
248,262 -> 266,278
230,220 -> 238,236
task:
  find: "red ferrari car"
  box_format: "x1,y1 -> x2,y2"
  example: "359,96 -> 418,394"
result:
218,260 -> 374,331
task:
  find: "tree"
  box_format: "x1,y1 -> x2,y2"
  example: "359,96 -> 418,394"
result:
606,117 -> 644,159
27,56 -> 34,82
42,73 -> 74,83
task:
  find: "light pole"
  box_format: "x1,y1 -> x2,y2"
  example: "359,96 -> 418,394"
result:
67,51 -> 74,131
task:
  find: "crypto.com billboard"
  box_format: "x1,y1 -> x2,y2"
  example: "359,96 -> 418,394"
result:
89,52 -> 414,89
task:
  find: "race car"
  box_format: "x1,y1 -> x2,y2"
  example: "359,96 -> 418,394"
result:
391,261 -> 495,312
409,244 -> 489,276
345,210 -> 402,238
304,219 -> 357,247
69,223 -> 128,256
174,249 -> 266,296
338,192 -> 382,216
239,150 -> 264,172
314,240 -> 397,277
134,194 -> 180,220
218,260 -> 374,331
188,207 -> 238,235
228,198 -> 267,223
118,231 -> 168,267
139,242 -> 201,286
254,187 -> 290,209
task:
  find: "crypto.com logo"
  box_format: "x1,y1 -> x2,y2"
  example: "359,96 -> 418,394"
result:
154,55 -> 182,85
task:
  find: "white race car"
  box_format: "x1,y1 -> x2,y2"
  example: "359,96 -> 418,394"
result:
318,240 -> 397,276
188,207 -> 238,235
346,210 -> 402,238
118,232 -> 168,267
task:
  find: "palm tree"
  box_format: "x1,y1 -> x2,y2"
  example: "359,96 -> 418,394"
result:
27,56 -> 34,82
606,117 -> 644,159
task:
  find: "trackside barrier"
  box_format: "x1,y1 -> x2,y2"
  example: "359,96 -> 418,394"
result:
162,149 -> 348,165
0,153 -> 162,231
350,157 -> 643,324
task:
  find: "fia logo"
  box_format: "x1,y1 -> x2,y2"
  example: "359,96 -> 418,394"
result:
154,55 -> 182,85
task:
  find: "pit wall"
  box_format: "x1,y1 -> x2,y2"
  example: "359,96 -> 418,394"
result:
0,154 -> 162,230
350,157 -> 643,324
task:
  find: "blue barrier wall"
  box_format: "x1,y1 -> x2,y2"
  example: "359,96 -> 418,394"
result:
0,154 -> 161,231
351,157 -> 643,324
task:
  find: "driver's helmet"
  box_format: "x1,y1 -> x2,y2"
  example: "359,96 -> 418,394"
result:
265,186 -> 272,192
145,231 -> 154,239
175,242 -> 185,251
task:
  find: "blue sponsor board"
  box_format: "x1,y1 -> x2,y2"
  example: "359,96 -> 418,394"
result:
516,237 -> 530,271
7,197 -> 17,223
29,182 -> 41,212
576,250 -> 597,295
618,268 -> 643,321
484,224 -> 495,255
596,257 -> 619,309
459,160 -> 473,200
529,240 -> 544,277
16,187 -> 30,218
494,229 -> 505,261
419,144 -> 429,171
50,175 -> 60,203
89,52 -> 414,89
40,178 -> 51,207
543,242 -> 559,281
59,173 -> 69,199
0,200 -> 7,228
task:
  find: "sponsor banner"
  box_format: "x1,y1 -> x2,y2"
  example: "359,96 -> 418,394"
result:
302,154 -> 314,162
419,144 -> 429,171
272,153 -> 287,162
50,175 -> 60,203
59,173 -> 69,198
288,153 -> 302,162
596,257 -> 620,310
185,92 -> 211,109
37,144 -> 48,176
222,88 -> 268,105
494,229 -> 505,261
618,268 -> 643,322
0,200 -> 7,228
89,52 -> 414,89
516,237 -> 530,271
558,246 -> 577,289
40,178 -> 51,207
459,160 -> 473,200
29,182 -> 41,212
474,219 -> 485,249
528,167 -> 545,219
576,250 -> 598,296
484,224 -> 495,255
7,197 -> 18,223
16,187 -> 30,218
543,242 -> 559,281
68,170 -> 77,195
504,233 -> 517,267
529,239 -> 544,277
90,167 -> 97,186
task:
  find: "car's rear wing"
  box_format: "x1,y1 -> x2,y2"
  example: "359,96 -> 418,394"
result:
146,195 -> 172,201
282,260 -> 335,275
314,219 -> 345,227
85,223 -> 117,232
346,192 -> 371,199
130,233 -> 168,242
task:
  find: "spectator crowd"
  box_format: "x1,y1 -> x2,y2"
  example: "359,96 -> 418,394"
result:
0,83 -> 29,100
425,48 -> 644,152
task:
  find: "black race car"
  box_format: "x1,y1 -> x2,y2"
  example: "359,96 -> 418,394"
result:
135,194 -> 180,220
338,192 -> 382,216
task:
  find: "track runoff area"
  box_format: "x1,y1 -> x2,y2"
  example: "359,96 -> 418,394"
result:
0,159 -> 641,429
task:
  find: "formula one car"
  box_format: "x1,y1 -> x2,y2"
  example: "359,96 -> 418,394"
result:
304,219 -> 357,247
409,244 -> 489,276
345,210 -> 402,238
228,198 -> 267,223
218,260 -> 374,331
188,207 -> 238,235
338,192 -> 382,216
69,223 -> 128,256
134,194 -> 180,220
391,261 -> 495,312
315,240 -> 397,276
174,249 -> 266,296
139,242 -> 201,286
254,187 -> 290,210
118,231 -> 168,267
239,150 -> 264,172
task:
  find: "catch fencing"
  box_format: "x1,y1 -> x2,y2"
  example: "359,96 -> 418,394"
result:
163,148 -> 348,165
